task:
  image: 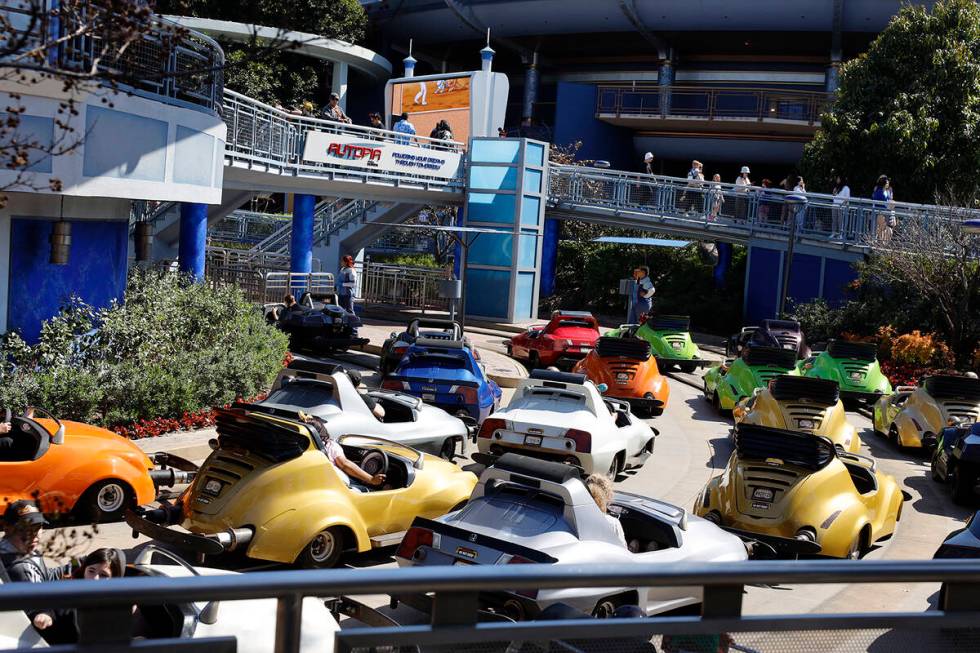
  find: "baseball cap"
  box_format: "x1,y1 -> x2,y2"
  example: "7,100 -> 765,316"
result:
3,500 -> 48,528
329,92 -> 340,100
740,166 -> 751,174
643,152 -> 654,162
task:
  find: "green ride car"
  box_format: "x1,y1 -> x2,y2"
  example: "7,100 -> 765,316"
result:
798,339 -> 892,405
703,346 -> 800,413
606,315 -> 707,373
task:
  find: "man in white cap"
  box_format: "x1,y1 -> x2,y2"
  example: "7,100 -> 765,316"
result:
735,165 -> 752,220
642,152 -> 654,175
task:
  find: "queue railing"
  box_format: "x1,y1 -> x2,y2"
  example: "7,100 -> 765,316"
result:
548,164 -> 980,251
1,559 -> 979,652
357,261 -> 451,313
221,90 -> 466,190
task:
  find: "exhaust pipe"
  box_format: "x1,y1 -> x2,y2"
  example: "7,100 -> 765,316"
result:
150,469 -> 197,487
207,527 -> 254,552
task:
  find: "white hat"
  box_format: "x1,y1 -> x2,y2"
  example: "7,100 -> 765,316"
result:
740,165 -> 751,174
644,152 -> 654,162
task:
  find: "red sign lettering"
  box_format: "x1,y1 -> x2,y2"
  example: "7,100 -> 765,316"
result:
326,142 -> 382,161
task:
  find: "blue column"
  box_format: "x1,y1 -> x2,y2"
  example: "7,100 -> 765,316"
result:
178,202 -> 207,281
290,193 -> 315,276
658,60 -> 674,117
540,218 -> 560,297
713,242 -> 732,289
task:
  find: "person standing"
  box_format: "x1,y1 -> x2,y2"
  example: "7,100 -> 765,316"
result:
338,255 -> 357,313
628,265 -> 655,324
873,175 -> 895,242
642,152 -> 654,175
393,112 -> 416,145
368,112 -> 385,131
681,160 -> 704,214
707,173 -> 725,222
758,179 -> 773,224
321,93 -> 352,124
734,165 -> 751,221
832,175 -> 851,239
788,175 -> 809,230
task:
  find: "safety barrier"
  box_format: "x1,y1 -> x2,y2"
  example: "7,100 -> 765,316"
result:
1,559 -> 978,652
358,262 -> 451,313
596,84 -> 832,125
209,210 -> 289,245
205,262 -> 333,304
548,164 -> 980,251
221,90 -> 466,190
4,1 -> 224,113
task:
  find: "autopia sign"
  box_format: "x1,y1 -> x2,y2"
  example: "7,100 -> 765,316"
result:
302,131 -> 462,180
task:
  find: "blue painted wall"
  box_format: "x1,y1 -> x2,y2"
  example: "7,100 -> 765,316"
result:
554,82 -> 632,168
7,219 -> 129,343
822,258 -> 858,307
787,253 -> 822,308
744,246 -> 781,324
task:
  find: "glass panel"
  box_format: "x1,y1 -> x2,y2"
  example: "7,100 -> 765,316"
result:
467,192 -> 516,224
470,165 -> 518,190
471,139 -> 520,163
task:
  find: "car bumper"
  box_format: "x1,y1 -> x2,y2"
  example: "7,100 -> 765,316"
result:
655,356 -> 711,368
124,508 -> 252,556
555,354 -> 588,370
477,442 -> 592,473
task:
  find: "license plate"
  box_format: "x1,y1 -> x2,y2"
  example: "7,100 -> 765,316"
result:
525,435 -> 543,446
753,487 -> 775,502
202,479 -> 223,497
579,347 -> 591,353
422,385 -> 437,392
616,372 -> 630,381
455,546 -> 477,559
798,419 -> 814,429
422,393 -> 436,402
671,342 -> 683,349
453,558 -> 473,566
783,344 -> 795,350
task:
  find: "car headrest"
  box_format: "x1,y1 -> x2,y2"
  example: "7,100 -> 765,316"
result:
734,423 -> 836,470
595,336 -> 651,360
743,346 -> 798,369
649,315 -> 691,331
826,339 -> 878,362
414,337 -> 465,349
769,375 -> 840,405
924,375 -> 980,401
287,359 -> 346,376
529,369 -> 587,385
493,453 -> 581,485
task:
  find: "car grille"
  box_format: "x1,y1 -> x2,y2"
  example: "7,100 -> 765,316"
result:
839,361 -> 871,381
607,360 -> 639,381
784,403 -> 827,432
775,334 -> 799,350
662,334 -> 687,349
743,465 -> 801,488
205,455 -> 255,483
756,367 -> 790,384
941,400 -> 980,424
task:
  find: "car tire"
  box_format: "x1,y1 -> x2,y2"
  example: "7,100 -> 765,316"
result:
951,465 -> 974,506
713,392 -> 723,414
931,455 -> 944,483
529,351 -> 540,370
846,529 -> 868,560
79,479 -> 134,523
888,424 -> 900,448
300,527 -> 345,568
439,438 -> 457,460
607,453 -> 624,481
679,362 -> 698,374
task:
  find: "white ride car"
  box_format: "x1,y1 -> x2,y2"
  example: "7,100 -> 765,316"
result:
396,454 -> 748,619
249,359 -> 470,459
1,546 -> 338,652
475,370 -> 656,477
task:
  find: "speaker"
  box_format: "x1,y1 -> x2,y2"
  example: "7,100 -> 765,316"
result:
49,220 -> 71,265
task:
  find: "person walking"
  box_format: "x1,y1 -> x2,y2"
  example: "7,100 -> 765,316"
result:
321,93 -> 352,124
681,160 -> 704,215
873,175 -> 895,242
707,173 -> 725,222
393,112 -> 416,145
338,255 -> 357,313
734,165 -> 751,220
788,175 -> 808,230
642,152 -> 654,175
758,179 -> 773,224
832,175 -> 851,239
628,265 -> 655,324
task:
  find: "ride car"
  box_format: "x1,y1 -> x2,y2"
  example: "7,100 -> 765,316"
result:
933,511 -> 980,610
507,311 -> 600,370
733,375 -> 862,454
394,453 -> 747,619
727,320 -> 810,359
572,336 -> 670,416
382,338 -> 502,424
695,423 -> 906,559
265,291 -> 368,354
0,408 -> 194,522
873,375 -> 980,449
799,339 -> 892,404
931,421 -> 980,505
703,346 -> 800,413
379,318 -> 475,376
127,407 -> 477,568
606,315 -> 708,373
475,370 -> 656,478
257,359 -> 469,459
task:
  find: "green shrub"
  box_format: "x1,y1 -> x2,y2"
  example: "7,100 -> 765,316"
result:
0,269 -> 289,428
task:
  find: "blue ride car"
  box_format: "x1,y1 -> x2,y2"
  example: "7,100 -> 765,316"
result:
381,337 -> 501,426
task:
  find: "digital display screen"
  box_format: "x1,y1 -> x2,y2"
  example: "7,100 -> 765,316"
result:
390,76 -> 471,144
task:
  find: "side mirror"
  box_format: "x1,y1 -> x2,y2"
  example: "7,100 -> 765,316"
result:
52,424 -> 65,445
597,383 -> 609,393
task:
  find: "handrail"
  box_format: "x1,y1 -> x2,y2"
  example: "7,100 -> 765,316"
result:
597,84 -> 833,124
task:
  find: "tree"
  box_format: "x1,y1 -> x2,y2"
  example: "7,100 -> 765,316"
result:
802,0 -> 980,203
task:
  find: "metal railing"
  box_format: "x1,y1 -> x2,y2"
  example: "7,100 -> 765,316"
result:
205,264 -> 334,305
596,84 -> 832,124
208,209 -> 289,245
548,164 -> 980,251
221,90 -> 466,189
358,261 -> 451,313
3,1 -> 224,112
1,560 -> 979,652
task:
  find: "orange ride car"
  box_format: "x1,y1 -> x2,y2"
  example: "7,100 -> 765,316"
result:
0,409 -> 191,522
573,336 -> 670,416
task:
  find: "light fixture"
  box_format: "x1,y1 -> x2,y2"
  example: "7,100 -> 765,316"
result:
49,197 -> 70,265
134,220 -> 153,261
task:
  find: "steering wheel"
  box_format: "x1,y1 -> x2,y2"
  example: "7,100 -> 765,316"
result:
360,450 -> 389,478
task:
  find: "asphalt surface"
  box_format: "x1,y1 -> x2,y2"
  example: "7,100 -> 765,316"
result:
34,333 -> 974,623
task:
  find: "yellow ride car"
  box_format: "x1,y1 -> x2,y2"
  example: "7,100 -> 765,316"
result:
694,423 -> 905,559
128,407 -> 477,567
873,375 -> 980,449
733,375 -> 862,454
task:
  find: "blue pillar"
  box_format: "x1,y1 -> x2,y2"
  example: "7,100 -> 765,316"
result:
178,202 -> 207,281
290,193 -> 315,277
540,218 -> 560,297
658,59 -> 674,117
824,63 -> 840,93
522,56 -> 540,121
713,242 -> 732,289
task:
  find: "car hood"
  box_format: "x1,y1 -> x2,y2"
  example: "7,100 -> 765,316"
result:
55,420 -> 153,468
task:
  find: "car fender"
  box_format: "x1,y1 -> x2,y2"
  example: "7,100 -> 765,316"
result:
892,410 -> 924,447
60,456 -> 156,510
248,495 -> 370,564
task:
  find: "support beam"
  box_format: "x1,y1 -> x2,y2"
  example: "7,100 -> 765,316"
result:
331,62 -> 349,111
618,0 -> 670,59
290,193 -> 316,282
178,202 -> 208,281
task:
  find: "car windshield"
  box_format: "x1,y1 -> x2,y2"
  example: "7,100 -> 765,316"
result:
265,382 -> 338,410
409,355 -> 467,370
453,488 -> 573,538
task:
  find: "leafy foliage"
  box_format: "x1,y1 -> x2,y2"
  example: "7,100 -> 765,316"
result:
802,0 -> 980,203
0,270 -> 289,429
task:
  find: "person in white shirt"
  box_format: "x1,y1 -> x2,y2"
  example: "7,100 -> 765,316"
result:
734,165 -> 751,220
832,175 -> 851,239
585,474 -> 627,548
298,412 -> 386,489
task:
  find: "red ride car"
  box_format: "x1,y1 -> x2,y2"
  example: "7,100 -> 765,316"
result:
507,311 -> 600,370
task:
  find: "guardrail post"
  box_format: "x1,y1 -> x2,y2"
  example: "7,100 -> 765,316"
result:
77,605 -> 134,645
701,584 -> 744,618
431,591 -> 480,626
274,593 -> 303,653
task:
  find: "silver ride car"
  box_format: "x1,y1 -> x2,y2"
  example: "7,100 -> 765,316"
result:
395,454 -> 748,619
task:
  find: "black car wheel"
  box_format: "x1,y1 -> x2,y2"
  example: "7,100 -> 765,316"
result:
439,438 -> 457,460
79,479 -> 134,523
951,465 -> 974,506
931,454 -> 944,483
888,424 -> 900,448
678,362 -> 698,374
300,527 -> 345,568
529,351 -> 540,370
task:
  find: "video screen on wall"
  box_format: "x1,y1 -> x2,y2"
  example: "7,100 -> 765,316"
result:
389,75 -> 471,144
